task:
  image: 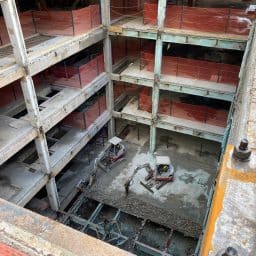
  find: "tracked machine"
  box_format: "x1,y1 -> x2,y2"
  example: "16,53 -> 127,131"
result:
84,137 -> 126,187
125,156 -> 174,195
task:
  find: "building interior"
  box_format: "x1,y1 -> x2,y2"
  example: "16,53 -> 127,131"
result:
0,0 -> 256,255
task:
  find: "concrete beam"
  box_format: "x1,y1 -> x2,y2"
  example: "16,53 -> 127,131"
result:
109,18 -> 247,51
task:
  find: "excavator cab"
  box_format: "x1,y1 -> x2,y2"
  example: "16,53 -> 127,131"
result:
107,137 -> 126,160
154,156 -> 174,181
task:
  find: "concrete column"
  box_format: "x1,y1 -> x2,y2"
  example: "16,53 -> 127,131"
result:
101,0 -> 115,139
150,0 -> 167,152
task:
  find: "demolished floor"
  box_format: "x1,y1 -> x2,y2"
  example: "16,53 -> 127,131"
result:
82,125 -> 220,238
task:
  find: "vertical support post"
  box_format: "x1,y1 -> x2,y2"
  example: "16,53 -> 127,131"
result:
1,0 -> 59,210
150,0 -> 166,153
101,0 -> 115,139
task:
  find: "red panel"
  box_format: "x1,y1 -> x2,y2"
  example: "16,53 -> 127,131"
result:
110,0 -> 125,20
72,7 -> 92,35
141,51 -> 154,70
13,81 -> 22,100
140,87 -> 151,96
159,98 -> 171,115
34,5 -> 97,36
84,100 -> 100,128
177,63 -> 199,79
139,87 -> 152,112
0,11 -> 35,45
139,101 -> 152,112
171,101 -> 207,122
206,109 -> 228,127
165,6 -> 182,29
0,86 -> 17,108
49,65 -> 81,88
33,11 -> 73,36
125,84 -> 138,94
143,4 -> 252,35
124,0 -> 143,15
162,57 -> 178,76
146,59 -> 154,72
62,111 -> 86,129
127,38 -> 141,57
143,41 -> 155,53
112,37 -> 126,64
97,54 -> 105,74
20,11 -> 36,38
91,5 -> 101,28
218,63 -> 240,85
0,243 -> 27,256
143,2 -> 157,25
99,95 -> 107,114
80,58 -> 98,86
49,54 -> 99,88
227,9 -> 253,35
114,82 -> 125,99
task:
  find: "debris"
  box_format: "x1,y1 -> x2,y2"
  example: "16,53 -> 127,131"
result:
140,181 -> 154,194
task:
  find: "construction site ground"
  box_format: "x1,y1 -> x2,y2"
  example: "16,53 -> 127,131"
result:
84,125 -> 220,238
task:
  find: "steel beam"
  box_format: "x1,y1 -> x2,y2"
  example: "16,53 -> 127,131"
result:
101,0 -> 115,139
150,0 -> 167,152
1,0 -> 59,210
63,194 -> 172,256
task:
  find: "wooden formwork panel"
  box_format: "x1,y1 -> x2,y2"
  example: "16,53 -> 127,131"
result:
33,5 -> 101,36
48,53 -> 104,89
63,96 -> 101,129
138,87 -> 229,127
0,11 -> 36,46
143,3 -> 254,36
0,5 -> 101,46
114,82 -> 126,99
99,94 -> 107,114
0,86 -> 16,108
145,55 -> 240,86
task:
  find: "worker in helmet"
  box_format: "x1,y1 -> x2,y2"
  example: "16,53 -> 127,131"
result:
158,164 -> 169,175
